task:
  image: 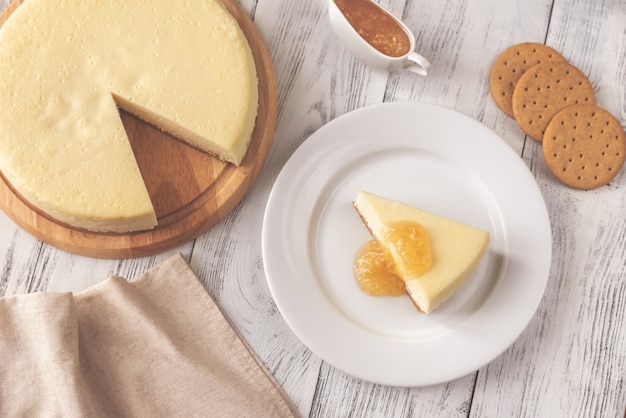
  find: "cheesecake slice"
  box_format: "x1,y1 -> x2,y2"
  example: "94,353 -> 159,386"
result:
353,190 -> 490,313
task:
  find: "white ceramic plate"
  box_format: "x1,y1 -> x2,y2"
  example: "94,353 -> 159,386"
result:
262,102 -> 552,387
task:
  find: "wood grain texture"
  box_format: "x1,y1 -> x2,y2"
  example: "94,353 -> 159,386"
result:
0,0 -> 625,416
0,0 -> 277,259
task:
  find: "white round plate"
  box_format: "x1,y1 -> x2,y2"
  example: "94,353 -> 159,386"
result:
262,102 -> 552,387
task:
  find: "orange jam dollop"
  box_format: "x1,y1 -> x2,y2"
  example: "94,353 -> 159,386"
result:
382,221 -> 432,278
353,239 -> 405,296
353,221 -> 432,297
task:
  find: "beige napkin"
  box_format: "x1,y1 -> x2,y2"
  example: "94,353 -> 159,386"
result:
0,253 -> 300,417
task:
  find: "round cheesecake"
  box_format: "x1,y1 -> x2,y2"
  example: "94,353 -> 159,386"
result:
0,0 -> 258,232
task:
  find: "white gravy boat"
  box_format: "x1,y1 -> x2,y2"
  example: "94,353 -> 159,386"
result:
328,0 -> 432,75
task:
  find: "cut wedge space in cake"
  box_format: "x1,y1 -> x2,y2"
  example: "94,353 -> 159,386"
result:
353,190 -> 490,313
0,0 -> 258,233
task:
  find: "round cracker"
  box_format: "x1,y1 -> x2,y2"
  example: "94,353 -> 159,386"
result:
512,62 -> 596,142
489,43 -> 566,117
542,104 -> 626,190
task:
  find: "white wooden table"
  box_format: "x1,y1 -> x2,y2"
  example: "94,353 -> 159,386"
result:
1,0 -> 625,416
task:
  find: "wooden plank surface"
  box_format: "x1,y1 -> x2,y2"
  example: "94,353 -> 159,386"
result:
0,0 -> 624,416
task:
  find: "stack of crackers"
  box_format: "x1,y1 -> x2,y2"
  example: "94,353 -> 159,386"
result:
489,42 -> 626,190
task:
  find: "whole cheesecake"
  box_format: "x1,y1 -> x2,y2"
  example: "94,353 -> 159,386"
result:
0,0 -> 258,232
353,190 -> 490,313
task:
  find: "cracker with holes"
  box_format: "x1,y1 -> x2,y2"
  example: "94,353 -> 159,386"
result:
489,43 -> 566,118
511,62 -> 596,142
542,104 -> 626,190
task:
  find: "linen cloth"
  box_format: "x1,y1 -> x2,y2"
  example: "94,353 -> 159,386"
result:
0,253 -> 299,417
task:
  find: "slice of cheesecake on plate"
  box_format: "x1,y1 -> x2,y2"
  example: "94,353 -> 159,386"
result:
353,190 -> 490,313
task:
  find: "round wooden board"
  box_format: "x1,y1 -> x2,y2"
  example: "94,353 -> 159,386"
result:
0,0 -> 277,259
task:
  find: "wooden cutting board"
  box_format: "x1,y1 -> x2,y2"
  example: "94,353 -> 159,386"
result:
0,0 -> 277,258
